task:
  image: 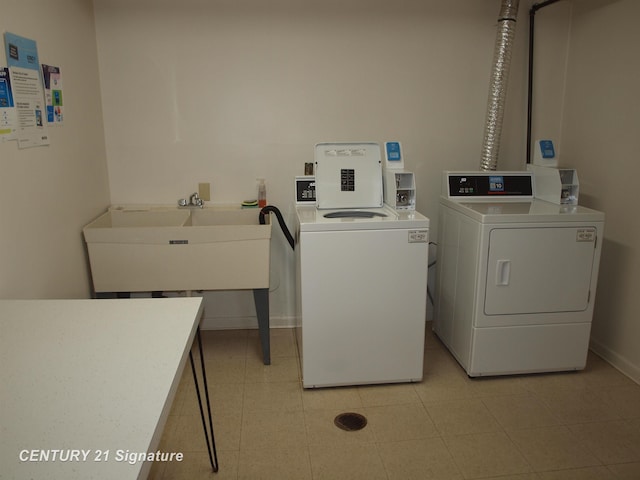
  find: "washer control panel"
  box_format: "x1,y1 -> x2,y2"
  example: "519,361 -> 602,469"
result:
314,143 -> 383,209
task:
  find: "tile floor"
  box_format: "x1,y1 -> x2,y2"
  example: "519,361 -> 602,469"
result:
150,324 -> 640,479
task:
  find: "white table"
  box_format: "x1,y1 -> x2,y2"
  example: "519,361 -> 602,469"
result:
0,298 -> 204,480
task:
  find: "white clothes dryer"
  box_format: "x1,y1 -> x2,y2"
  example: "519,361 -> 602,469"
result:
433,171 -> 605,377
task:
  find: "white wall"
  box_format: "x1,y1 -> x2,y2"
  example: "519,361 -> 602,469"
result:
0,0 -> 110,299
560,0 -> 640,383
531,0 -> 640,383
93,0 -> 531,327
529,1 -> 573,153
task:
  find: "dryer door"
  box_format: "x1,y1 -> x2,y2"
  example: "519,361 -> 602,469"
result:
484,226 -> 597,315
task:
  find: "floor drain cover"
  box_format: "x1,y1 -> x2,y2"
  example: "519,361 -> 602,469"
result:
334,412 -> 367,431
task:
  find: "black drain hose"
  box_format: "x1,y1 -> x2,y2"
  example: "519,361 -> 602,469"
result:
259,206 -> 295,250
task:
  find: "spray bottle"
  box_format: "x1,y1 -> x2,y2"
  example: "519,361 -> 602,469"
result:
257,178 -> 267,208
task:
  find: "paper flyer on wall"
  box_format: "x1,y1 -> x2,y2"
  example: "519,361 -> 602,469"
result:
41,64 -> 63,125
4,32 -> 49,148
0,68 -> 17,141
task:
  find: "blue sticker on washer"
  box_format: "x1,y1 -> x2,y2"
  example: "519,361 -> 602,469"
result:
386,142 -> 402,162
539,140 -> 555,159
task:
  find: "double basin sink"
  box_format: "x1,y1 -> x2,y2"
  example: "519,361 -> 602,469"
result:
83,206 -> 272,293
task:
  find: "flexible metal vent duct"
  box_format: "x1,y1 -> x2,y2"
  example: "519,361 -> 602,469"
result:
480,0 -> 520,171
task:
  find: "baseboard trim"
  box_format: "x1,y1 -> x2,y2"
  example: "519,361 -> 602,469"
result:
590,337 -> 640,385
200,315 -> 297,330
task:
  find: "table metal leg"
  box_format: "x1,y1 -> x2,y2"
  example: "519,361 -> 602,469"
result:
189,326 -> 219,473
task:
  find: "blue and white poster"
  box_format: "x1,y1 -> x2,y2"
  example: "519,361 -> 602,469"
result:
41,65 -> 63,125
0,68 -> 17,141
4,32 -> 49,148
5,32 -> 40,70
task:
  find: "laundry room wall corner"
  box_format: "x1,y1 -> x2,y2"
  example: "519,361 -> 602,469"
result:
0,0 -> 110,299
559,0 -> 640,384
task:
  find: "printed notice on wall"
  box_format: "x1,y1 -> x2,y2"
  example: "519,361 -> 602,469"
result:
4,32 -> 49,148
42,65 -> 63,125
0,67 -> 17,141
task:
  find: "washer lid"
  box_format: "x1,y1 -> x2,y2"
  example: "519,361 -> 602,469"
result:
296,205 -> 429,232
314,142 -> 383,209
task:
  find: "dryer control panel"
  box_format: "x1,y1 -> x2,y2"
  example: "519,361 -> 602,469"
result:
443,171 -> 534,200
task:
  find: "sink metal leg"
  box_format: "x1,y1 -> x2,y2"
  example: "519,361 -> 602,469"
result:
253,288 -> 270,365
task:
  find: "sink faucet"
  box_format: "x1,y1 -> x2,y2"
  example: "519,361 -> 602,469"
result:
178,192 -> 204,208
190,192 -> 203,207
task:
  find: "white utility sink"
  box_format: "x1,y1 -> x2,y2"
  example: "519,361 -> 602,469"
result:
83,205 -> 271,292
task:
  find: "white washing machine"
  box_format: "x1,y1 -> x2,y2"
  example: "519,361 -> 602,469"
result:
433,171 -> 605,377
295,143 -> 430,388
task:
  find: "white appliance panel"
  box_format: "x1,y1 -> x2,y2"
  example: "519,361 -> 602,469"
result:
484,226 -> 598,316
297,225 -> 428,388
314,143 -> 383,209
469,323 -> 592,376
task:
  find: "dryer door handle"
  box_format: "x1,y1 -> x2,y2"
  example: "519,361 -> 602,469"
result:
496,259 -> 511,286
